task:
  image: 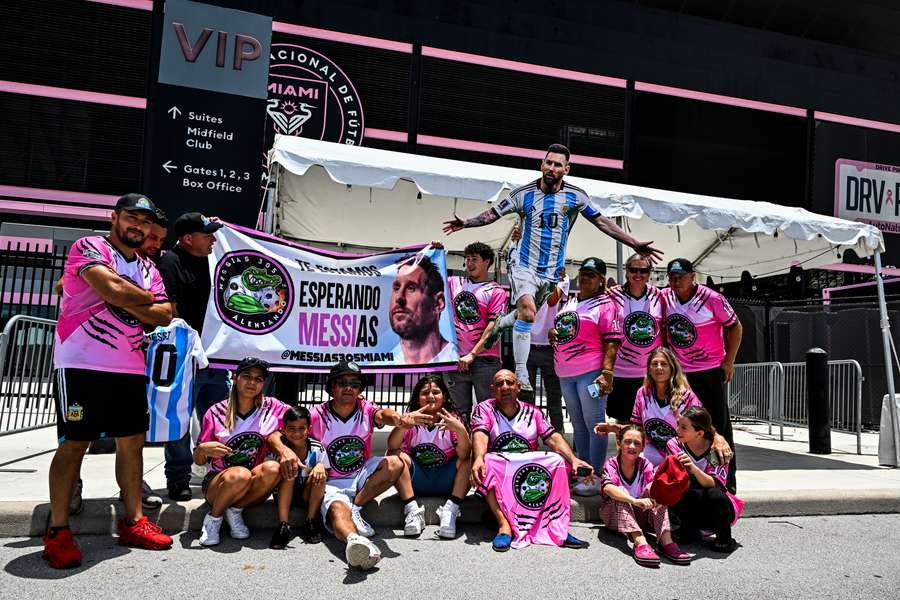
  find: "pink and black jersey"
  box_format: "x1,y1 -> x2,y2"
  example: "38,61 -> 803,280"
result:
401,423 -> 459,469
471,399 -> 555,453
198,396 -> 289,473
662,285 -> 738,372
55,236 -> 168,375
552,294 -> 623,378
309,397 -> 381,479
666,438 -> 744,523
476,451 -> 571,548
600,454 -> 655,500
449,276 -> 508,358
608,285 -> 665,378
631,387 -> 702,466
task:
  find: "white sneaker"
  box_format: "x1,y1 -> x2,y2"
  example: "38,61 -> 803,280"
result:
225,506 -> 250,539
200,514 -> 222,546
351,504 -> 375,537
436,500 -> 460,539
403,503 -> 425,537
345,533 -> 381,570
572,476 -> 601,497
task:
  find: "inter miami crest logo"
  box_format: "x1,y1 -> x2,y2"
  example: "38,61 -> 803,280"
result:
624,311 -> 658,347
267,44 -> 364,145
513,464 -> 553,509
665,314 -> 697,348
454,291 -> 481,325
553,311 -> 580,345
224,433 -> 265,468
214,251 -> 293,335
412,443 -> 448,469
328,436 -> 367,474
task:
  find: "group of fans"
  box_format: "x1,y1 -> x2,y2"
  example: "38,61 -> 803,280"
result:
42,143 -> 743,572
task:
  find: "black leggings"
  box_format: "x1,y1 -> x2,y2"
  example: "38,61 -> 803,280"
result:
671,486 -> 735,542
685,368 -> 737,492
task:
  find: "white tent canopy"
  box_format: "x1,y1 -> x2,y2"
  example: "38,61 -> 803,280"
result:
268,135 -> 883,282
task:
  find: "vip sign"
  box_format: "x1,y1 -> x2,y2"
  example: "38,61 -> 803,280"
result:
835,159 -> 900,234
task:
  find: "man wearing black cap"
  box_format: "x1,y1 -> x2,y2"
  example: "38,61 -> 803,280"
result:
155,212 -> 226,500
662,258 -> 742,491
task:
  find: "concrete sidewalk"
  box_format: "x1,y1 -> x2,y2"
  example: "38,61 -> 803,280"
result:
0,423 -> 897,537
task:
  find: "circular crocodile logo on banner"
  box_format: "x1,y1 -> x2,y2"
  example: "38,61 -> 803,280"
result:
643,418 -> 677,451
492,432 -> 531,454
624,311 -> 658,347
513,464 -> 553,509
224,432 -> 265,468
665,314 -> 697,348
327,436 -> 366,474
553,311 -> 580,345
411,443 -> 448,469
214,251 -> 293,335
453,291 -> 481,325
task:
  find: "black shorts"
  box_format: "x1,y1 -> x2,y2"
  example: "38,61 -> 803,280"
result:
54,368 -> 149,442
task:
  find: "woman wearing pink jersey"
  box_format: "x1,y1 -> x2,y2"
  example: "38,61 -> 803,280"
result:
194,357 -> 290,546
607,253 -> 665,423
551,257 -> 622,488
600,425 -> 690,567
387,375 -> 471,538
668,407 -> 744,553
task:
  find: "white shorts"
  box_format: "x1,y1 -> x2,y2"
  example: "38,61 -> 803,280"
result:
508,262 -> 551,303
321,456 -> 386,526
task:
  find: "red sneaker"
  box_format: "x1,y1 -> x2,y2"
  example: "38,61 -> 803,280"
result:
117,516 -> 173,550
42,527 -> 82,569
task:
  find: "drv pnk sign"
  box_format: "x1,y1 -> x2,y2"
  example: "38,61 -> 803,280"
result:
835,158 -> 900,234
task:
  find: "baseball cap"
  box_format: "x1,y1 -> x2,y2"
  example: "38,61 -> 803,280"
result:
666,259 -> 694,275
174,212 -> 224,237
326,360 -> 368,395
579,257 -> 607,275
115,193 -> 157,217
235,357 -> 271,377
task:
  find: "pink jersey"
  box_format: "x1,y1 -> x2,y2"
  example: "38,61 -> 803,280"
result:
401,423 -> 459,468
531,278 -> 569,345
449,276 -> 508,358
630,387 -> 703,466
608,285 -> 665,378
600,454 -> 655,500
552,294 -> 623,378
662,285 -> 738,372
309,397 -> 381,479
54,236 -> 168,375
471,398 -> 555,453
666,438 -> 744,524
198,396 -> 289,473
477,451 -> 571,548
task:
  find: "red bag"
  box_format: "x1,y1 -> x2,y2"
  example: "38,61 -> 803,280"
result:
649,455 -> 690,506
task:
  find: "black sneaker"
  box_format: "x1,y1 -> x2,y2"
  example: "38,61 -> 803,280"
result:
69,478 -> 84,516
270,522 -> 293,549
300,517 -> 322,544
118,480 -> 163,509
168,482 -> 192,501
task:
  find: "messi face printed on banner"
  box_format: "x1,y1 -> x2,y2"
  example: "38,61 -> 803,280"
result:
390,257 -> 447,345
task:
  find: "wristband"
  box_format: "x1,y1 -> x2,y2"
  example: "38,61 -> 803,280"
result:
601,369 -> 614,377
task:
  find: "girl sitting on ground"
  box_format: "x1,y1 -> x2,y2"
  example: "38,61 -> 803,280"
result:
600,424 -> 691,567
667,407 -> 744,553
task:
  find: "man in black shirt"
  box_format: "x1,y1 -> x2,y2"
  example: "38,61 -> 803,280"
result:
155,212 -> 228,500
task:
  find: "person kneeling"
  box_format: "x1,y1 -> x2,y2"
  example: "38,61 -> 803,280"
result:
267,406 -> 328,548
600,425 -> 690,567
194,358 -> 290,546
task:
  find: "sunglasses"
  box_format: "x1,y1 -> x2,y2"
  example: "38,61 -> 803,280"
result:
627,267 -> 651,274
336,378 -> 363,388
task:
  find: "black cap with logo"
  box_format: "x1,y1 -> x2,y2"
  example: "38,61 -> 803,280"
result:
579,257 -> 607,275
174,212 -> 224,237
326,360 -> 368,395
115,193 -> 157,218
666,258 -> 695,275
235,356 -> 271,376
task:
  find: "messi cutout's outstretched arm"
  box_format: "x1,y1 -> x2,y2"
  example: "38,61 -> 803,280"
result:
442,208 -> 501,235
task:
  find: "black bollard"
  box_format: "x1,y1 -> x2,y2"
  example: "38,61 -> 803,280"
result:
806,347 -> 831,454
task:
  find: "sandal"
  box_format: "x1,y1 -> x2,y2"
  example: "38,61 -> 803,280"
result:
492,533 -> 512,552
633,543 -> 660,567
659,542 -> 692,565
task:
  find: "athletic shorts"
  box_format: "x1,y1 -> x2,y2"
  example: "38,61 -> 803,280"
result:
321,456 -> 385,527
54,368 -> 149,442
272,475 -> 307,508
508,262 -> 550,303
411,458 -> 457,497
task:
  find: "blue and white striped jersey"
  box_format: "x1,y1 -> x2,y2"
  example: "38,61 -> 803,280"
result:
145,318 -> 208,442
493,180 -> 600,278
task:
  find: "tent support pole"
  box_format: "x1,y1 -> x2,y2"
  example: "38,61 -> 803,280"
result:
263,166 -> 278,234
875,250 -> 900,467
615,217 -> 624,284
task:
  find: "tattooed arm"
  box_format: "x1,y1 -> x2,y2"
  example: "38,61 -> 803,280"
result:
442,208 -> 501,235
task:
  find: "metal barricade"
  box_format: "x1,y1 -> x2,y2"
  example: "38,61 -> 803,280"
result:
727,362 -> 785,440
0,315 -> 58,435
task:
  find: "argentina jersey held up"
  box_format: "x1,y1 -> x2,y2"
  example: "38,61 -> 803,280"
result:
145,318 -> 208,442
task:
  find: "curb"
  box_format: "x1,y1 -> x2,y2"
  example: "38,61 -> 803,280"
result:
4,488 -> 899,537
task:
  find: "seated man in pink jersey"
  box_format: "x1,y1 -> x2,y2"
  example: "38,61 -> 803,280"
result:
299,360 -> 431,570
471,369 -> 593,551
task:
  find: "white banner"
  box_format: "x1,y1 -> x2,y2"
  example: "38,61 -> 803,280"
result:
835,158 -> 900,234
201,224 -> 459,372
